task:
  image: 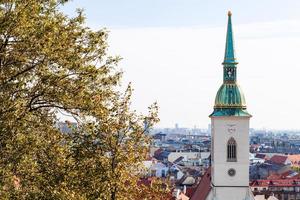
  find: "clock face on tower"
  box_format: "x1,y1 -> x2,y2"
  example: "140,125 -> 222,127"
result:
225,68 -> 235,81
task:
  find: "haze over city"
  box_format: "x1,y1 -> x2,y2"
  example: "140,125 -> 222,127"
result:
63,1 -> 300,130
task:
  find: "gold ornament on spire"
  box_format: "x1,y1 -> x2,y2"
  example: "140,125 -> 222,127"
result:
228,11 -> 232,16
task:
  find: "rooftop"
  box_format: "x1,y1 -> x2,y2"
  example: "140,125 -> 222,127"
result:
251,179 -> 300,187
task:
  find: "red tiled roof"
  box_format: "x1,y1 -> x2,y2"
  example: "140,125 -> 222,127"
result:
281,170 -> 294,177
190,167 -> 211,200
289,173 -> 300,179
269,155 -> 288,165
267,174 -> 282,180
154,148 -> 163,157
185,187 -> 197,198
267,170 -> 300,180
250,179 -> 300,187
255,153 -> 267,159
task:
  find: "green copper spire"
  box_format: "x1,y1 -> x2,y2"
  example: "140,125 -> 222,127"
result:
223,11 -> 238,65
210,11 -> 251,117
223,11 -> 237,83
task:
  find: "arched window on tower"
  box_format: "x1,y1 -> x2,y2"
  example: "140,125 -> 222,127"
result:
227,137 -> 237,162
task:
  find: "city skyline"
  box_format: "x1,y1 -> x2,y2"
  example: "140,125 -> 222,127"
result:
63,1 -> 300,130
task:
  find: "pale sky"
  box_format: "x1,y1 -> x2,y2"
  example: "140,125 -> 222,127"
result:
62,1 -> 300,130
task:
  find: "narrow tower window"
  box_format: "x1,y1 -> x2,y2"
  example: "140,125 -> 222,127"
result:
227,137 -> 237,162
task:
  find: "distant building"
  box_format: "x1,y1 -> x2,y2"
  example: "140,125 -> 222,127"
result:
153,132 -> 166,142
250,153 -> 266,164
287,154 -> 300,168
268,155 -> 291,166
251,179 -> 300,200
142,158 -> 169,178
168,152 -> 200,163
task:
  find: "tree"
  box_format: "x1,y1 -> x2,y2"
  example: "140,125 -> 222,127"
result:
66,85 -> 163,200
0,0 -> 167,199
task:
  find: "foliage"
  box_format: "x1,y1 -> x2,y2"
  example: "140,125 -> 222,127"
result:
291,166 -> 300,173
135,177 -> 172,200
0,0 -> 167,199
65,85 -> 160,199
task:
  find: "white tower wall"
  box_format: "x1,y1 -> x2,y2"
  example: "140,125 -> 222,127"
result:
211,116 -> 250,187
208,116 -> 253,200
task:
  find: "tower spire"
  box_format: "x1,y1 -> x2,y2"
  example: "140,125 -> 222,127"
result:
223,11 -> 237,65
222,11 -> 238,83
210,11 -> 251,117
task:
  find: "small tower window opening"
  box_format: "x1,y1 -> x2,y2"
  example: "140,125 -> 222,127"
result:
227,137 -> 237,162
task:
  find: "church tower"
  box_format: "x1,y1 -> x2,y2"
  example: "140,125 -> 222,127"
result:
208,11 -> 254,200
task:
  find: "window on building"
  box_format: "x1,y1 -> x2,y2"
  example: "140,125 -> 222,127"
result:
227,137 -> 237,162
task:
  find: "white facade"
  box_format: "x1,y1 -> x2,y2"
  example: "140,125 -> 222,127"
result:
142,159 -> 169,177
206,187 -> 254,200
150,162 -> 169,177
249,153 -> 265,164
170,164 -> 185,180
168,152 -> 200,163
211,117 -> 250,187
207,116 -> 254,200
